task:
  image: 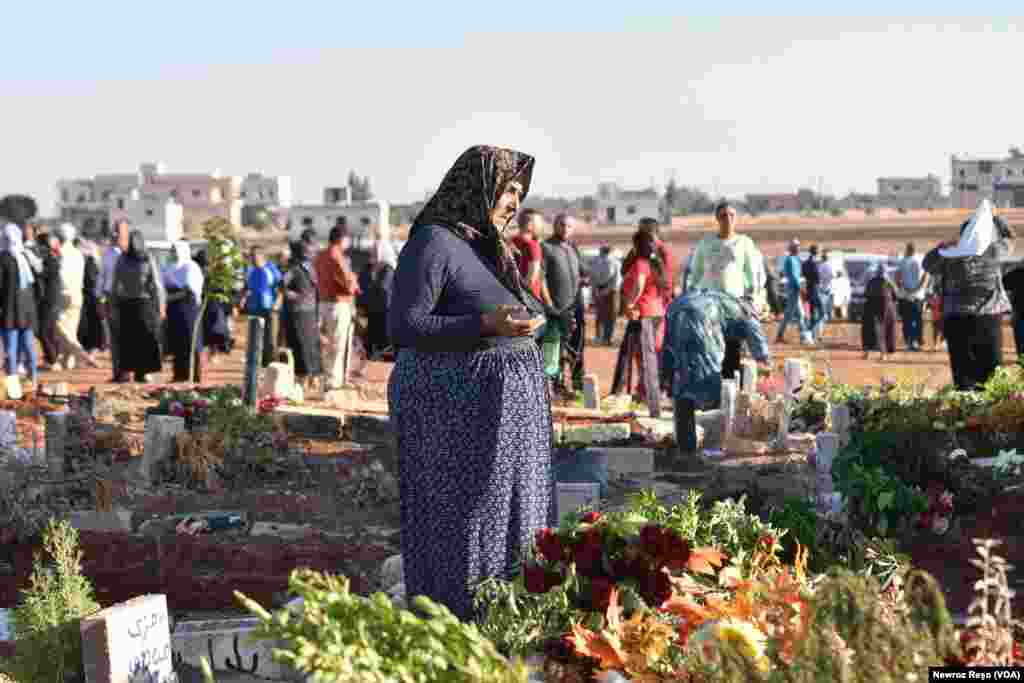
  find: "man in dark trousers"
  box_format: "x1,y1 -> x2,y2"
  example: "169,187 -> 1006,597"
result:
802,244 -> 823,345
542,214 -> 585,396
35,231 -> 62,370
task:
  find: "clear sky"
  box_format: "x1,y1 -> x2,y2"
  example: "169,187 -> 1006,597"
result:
2,4 -> 1021,214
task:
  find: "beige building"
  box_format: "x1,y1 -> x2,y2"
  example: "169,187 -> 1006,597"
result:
951,153 -> 1024,208
56,162 -> 290,236
876,175 -> 946,209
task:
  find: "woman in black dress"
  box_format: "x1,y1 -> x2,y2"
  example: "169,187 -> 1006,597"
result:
77,240 -> 107,359
282,240 -> 321,390
113,231 -> 165,382
388,145 -> 549,620
163,242 -> 205,383
861,263 -> 898,361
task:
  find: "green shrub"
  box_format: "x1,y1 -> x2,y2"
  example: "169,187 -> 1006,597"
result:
236,569 -> 529,683
2,520 -> 100,683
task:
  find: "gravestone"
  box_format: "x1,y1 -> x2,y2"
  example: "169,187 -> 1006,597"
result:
276,407 -> 346,440
774,396 -> 791,447
783,358 -> 805,399
81,593 -> 176,683
45,410 -> 68,477
830,404 -> 852,448
171,617 -> 289,680
141,416 -> 186,486
739,360 -> 758,395
0,607 -> 12,642
556,481 -> 600,520
380,554 -> 404,590
814,432 -> 839,513
561,422 -> 631,445
720,379 -> 738,443
582,374 -> 601,410
593,447 -> 655,479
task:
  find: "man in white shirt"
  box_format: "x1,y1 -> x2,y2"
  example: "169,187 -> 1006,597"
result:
685,201 -> 767,378
52,224 -> 97,370
100,220 -> 130,382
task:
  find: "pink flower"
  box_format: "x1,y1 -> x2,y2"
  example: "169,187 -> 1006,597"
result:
195,399 -> 210,409
939,490 -> 954,513
931,515 -> 950,535
169,402 -> 185,417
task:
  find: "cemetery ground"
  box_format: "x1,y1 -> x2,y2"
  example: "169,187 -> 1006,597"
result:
3,215 -> 1024,679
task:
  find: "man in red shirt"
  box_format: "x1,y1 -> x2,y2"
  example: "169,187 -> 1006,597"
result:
512,209 -> 546,300
315,219 -> 360,391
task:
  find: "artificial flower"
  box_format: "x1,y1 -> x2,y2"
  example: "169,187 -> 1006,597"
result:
580,511 -> 603,524
572,528 -> 605,577
535,528 -> 565,563
588,576 -> 615,611
524,563 -> 562,594
636,568 -> 672,607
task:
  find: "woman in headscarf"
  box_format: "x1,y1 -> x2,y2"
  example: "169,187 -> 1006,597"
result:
164,241 -> 205,383
388,145 -> 548,620
112,230 -> 166,383
923,200 -> 1014,389
0,224 -> 38,390
661,289 -> 771,453
611,230 -> 667,418
35,231 -> 61,370
77,239 -> 107,360
194,250 -> 232,365
282,239 -> 321,390
356,246 -> 395,358
861,262 -> 898,361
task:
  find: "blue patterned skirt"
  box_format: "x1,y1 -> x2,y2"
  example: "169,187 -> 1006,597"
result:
388,340 -> 553,620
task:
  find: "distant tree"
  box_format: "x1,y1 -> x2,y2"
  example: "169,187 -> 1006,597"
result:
1010,147 -> 1024,159
664,178 -> 678,214
347,171 -> 374,201
0,194 -> 38,227
796,188 -> 818,211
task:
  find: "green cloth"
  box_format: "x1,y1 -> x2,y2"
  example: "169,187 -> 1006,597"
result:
541,316 -> 568,377
686,234 -> 765,305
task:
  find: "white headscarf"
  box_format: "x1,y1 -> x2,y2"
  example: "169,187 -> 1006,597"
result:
374,239 -> 398,269
165,241 -> 204,302
2,223 -> 34,289
940,199 -> 995,258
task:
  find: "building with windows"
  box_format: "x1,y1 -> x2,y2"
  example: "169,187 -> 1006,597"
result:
745,193 -> 802,213
952,153 -> 1024,208
56,162 -> 290,236
593,183 -> 663,225
288,187 -> 390,243
876,175 -> 946,209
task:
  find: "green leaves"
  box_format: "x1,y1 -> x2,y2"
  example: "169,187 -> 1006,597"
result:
237,570 -> 529,683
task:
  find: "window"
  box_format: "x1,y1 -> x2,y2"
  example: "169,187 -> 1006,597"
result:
258,191 -> 264,200
626,205 -> 637,215
302,217 -> 314,228
101,190 -> 112,201
1008,169 -> 1016,177
117,199 -> 125,210
979,161 -> 993,173
240,191 -> 247,198
269,190 -> 275,199
61,190 -> 69,202
145,209 -> 154,217
360,216 -> 371,226
959,169 -> 966,178
192,189 -> 201,198
169,189 -> 177,198
892,184 -> 901,192
77,194 -> 86,203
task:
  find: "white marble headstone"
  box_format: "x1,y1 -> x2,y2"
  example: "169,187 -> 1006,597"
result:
739,360 -> 758,395
81,594 -> 176,683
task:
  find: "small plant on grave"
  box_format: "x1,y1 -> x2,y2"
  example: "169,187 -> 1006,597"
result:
188,218 -> 244,383
831,461 -> 927,537
767,496 -> 823,567
956,538 -> 1024,666
235,569 -> 530,683
1,519 -> 100,683
0,463 -> 63,543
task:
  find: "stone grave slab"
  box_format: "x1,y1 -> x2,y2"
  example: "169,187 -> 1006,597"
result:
633,416 -> 675,442
70,508 -> 134,533
142,415 -> 186,486
81,593 -> 176,683
593,447 -> 655,479
556,481 -> 600,520
171,617 -> 292,680
250,522 -> 312,542
380,554 -> 404,590
346,414 -> 394,445
561,422 -> 631,445
274,407 -> 345,440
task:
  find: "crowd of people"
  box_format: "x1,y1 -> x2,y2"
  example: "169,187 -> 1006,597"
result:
385,146 -> 1024,624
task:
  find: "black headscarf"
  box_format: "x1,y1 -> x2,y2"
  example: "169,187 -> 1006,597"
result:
126,230 -> 147,261
412,145 -> 535,303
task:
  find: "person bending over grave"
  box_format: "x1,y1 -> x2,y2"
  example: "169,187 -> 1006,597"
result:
387,145 -> 548,621
660,289 -> 771,454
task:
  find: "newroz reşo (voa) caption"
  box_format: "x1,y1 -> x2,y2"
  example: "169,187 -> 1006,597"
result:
929,668 -> 1023,681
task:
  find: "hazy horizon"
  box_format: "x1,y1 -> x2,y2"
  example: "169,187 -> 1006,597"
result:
3,5 -> 1021,215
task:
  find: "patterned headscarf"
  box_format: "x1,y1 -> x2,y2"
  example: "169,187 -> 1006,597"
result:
412,145 -> 535,302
